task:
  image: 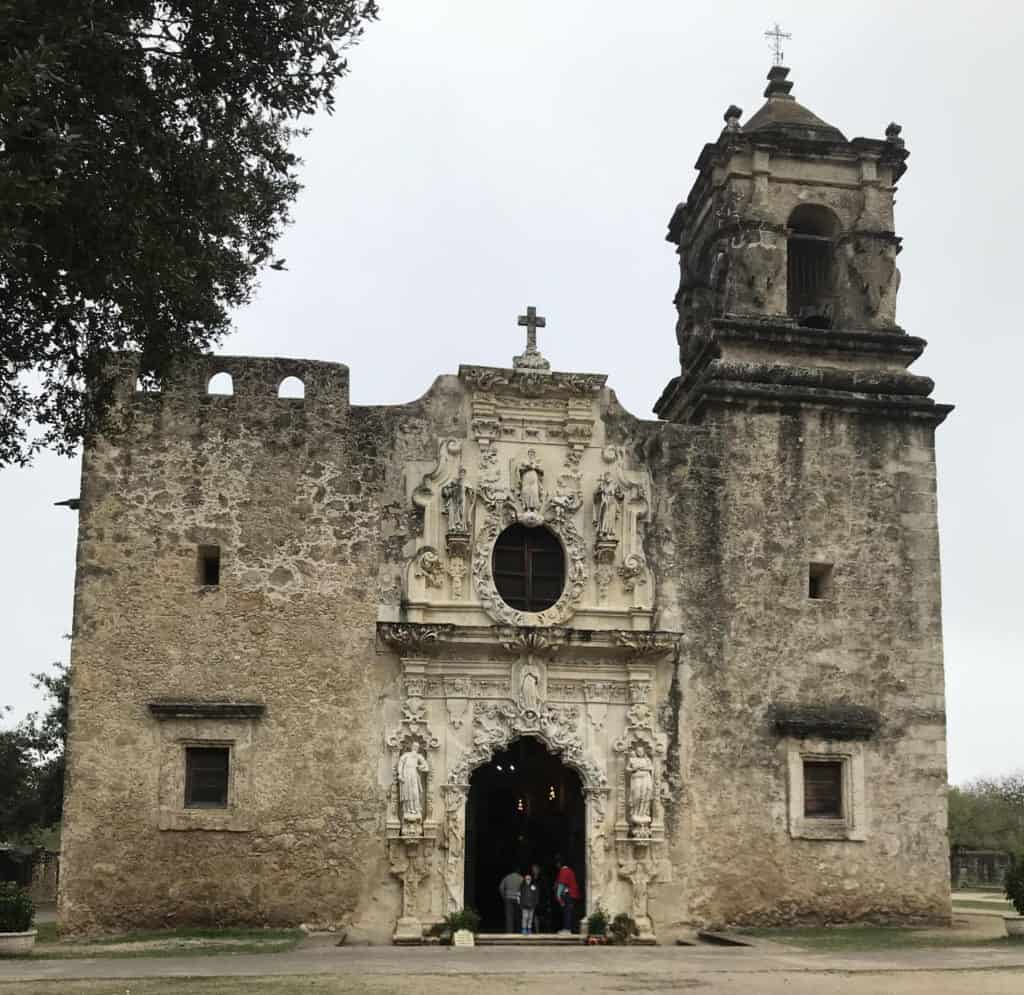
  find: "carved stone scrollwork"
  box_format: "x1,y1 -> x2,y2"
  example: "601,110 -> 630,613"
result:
447,701 -> 609,807
473,489 -> 587,626
378,623 -> 454,658
498,626 -> 567,657
614,631 -> 680,660
413,547 -> 444,589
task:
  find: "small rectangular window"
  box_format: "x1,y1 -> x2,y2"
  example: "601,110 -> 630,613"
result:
804,760 -> 843,819
185,747 -> 229,808
198,545 -> 221,586
808,562 -> 833,600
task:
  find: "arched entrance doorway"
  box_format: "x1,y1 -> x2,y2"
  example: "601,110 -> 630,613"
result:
463,736 -> 586,933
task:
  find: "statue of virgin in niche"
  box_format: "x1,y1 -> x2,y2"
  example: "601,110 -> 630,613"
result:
627,744 -> 654,826
519,661 -> 541,713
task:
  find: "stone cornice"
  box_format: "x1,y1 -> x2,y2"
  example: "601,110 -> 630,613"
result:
655,318 -> 952,425
148,701 -> 266,720
458,365 -> 607,397
377,622 -> 681,662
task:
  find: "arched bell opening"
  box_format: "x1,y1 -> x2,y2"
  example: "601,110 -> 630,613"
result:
787,204 -> 840,329
463,736 -> 586,934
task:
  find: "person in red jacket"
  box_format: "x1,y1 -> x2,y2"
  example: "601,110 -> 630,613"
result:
554,855 -> 581,934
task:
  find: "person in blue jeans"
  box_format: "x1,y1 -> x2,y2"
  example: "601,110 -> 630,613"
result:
519,872 -> 540,935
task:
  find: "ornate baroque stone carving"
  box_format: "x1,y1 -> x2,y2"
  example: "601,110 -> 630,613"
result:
447,701 -> 609,810
378,623 -> 454,658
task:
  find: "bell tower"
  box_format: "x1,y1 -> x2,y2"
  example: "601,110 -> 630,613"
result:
655,66 -> 946,424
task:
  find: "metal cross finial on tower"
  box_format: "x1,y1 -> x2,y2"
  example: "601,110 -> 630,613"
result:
517,305 -> 546,354
513,305 -> 551,373
765,22 -> 791,66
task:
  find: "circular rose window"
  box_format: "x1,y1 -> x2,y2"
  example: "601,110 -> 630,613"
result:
491,524 -> 565,613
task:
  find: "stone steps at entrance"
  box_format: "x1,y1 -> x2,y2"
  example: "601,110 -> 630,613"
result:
477,932 -> 582,946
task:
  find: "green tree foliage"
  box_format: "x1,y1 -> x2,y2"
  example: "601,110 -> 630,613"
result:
948,774 -> 1024,854
0,0 -> 378,466
0,720 -> 40,839
0,661 -> 70,839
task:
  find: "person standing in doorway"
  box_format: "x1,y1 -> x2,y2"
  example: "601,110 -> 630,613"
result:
554,856 -> 580,934
499,867 -> 523,934
519,871 -> 540,935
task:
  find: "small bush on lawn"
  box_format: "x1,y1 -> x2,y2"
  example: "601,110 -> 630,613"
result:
0,883 -> 34,933
1005,856 -> 1024,916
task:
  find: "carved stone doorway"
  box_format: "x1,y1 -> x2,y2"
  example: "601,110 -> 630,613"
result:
464,736 -> 586,933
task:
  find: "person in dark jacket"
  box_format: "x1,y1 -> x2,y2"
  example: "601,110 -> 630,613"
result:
519,872 -> 540,934
499,868 -> 523,933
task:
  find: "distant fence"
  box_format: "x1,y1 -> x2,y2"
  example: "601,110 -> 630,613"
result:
950,848 -> 1011,887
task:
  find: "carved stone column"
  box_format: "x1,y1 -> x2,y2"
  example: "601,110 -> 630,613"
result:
389,837 -> 434,942
584,786 -> 611,915
441,784 -> 468,915
616,839 -> 658,941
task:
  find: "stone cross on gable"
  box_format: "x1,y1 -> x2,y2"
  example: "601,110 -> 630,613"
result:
517,306 -> 546,355
513,306 -> 551,373
764,22 -> 791,66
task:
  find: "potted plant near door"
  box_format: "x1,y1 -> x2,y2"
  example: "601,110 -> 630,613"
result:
1004,856 -> 1024,938
0,883 -> 36,956
585,906 -> 609,944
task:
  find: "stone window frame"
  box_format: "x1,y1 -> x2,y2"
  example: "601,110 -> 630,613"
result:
153,711 -> 259,833
785,738 -> 867,842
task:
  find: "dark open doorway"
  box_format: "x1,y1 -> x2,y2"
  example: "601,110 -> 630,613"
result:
464,736 -> 585,933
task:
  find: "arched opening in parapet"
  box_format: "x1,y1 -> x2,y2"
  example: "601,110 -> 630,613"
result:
134,377 -> 161,394
207,372 -> 234,396
787,204 -> 839,329
277,376 -> 305,399
464,737 -> 585,934
492,524 -> 565,614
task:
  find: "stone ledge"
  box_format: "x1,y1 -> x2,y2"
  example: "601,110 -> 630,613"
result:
770,704 -> 881,741
147,701 -> 266,720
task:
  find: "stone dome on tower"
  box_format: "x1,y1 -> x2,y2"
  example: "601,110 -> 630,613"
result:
741,66 -> 846,143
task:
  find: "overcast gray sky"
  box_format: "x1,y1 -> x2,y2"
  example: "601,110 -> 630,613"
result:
1,0 -> 1019,786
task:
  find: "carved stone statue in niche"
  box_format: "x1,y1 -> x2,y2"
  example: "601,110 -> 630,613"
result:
593,472 -> 623,538
519,660 -> 542,713
518,450 -> 544,514
441,467 -> 475,533
398,741 -> 429,831
627,745 -> 654,831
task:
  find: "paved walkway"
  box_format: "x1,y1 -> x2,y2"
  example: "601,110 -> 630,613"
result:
1,933 -> 1024,990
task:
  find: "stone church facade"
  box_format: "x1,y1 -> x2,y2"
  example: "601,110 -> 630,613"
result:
59,67 -> 953,939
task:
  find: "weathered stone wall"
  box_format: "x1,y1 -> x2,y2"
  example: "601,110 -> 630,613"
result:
60,351 -> 950,937
59,357 -> 466,936
640,401 -> 949,929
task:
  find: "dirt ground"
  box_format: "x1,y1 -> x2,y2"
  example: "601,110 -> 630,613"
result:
1,918 -> 1023,995
2,967 -> 1024,995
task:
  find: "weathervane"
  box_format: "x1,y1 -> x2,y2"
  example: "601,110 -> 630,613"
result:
764,22 -> 791,66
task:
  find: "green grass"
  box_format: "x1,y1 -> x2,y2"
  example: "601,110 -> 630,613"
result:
741,925 -> 1023,952
23,925 -> 305,960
